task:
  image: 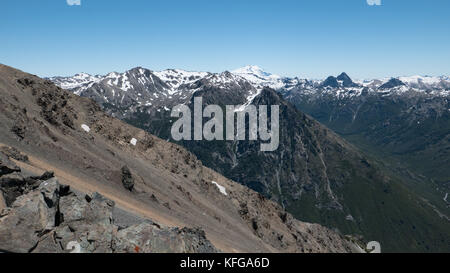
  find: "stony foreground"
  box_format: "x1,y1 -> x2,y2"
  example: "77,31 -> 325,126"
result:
0,156 -> 217,253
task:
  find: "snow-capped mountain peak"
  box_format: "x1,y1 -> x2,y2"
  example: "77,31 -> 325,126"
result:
48,73 -> 102,94
231,65 -> 291,90
232,65 -> 272,77
232,65 -> 281,80
49,67 -> 450,111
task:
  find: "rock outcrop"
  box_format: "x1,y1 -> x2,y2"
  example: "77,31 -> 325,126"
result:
0,152 -> 20,176
114,224 -> 216,253
0,163 -> 217,253
0,146 -> 29,162
120,166 -> 134,192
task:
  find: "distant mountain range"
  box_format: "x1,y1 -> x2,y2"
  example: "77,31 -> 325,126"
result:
232,65 -> 450,94
49,65 -> 450,188
49,66 -> 450,119
49,65 -> 450,252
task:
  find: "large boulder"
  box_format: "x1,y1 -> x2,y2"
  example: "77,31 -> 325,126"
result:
113,224 -> 218,253
0,172 -> 43,207
0,178 -> 60,253
53,192 -> 117,253
121,166 -> 134,191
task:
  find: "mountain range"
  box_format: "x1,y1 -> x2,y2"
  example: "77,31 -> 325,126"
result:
48,65 -> 450,252
49,65 -> 450,195
0,63 -> 365,253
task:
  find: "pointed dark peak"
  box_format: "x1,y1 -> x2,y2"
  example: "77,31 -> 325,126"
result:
337,72 -> 359,87
378,78 -> 406,90
321,76 -> 339,88
337,72 -> 351,82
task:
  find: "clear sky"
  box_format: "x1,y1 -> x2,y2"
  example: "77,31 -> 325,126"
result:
1,0 -> 449,79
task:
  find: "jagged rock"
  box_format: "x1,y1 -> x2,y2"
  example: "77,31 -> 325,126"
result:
179,227 -> 219,253
54,190 -> 117,253
31,231 -> 61,253
31,171 -> 55,181
0,177 -> 218,253
121,166 -> 134,191
10,124 -> 26,140
17,78 -> 35,87
0,146 -> 29,162
113,223 -> 218,253
0,178 -> 59,253
0,190 -> 5,211
0,173 -> 43,207
0,152 -> 20,176
150,194 -> 159,203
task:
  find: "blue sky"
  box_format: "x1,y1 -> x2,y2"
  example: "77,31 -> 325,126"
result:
1,0 -> 449,79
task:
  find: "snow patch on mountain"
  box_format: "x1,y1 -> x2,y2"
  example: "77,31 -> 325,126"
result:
49,73 -> 102,94
81,124 -> 91,133
130,138 -> 137,146
211,181 -> 228,196
154,69 -> 209,92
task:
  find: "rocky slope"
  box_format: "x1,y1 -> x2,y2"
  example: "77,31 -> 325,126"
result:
49,66 -> 450,252
0,160 -> 217,253
0,64 -> 359,253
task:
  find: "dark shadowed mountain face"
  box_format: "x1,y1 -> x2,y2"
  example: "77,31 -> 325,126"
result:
378,78 -> 406,90
321,73 -> 360,89
336,73 -> 359,88
50,67 -> 450,252
321,76 -> 340,88
283,75 -> 450,192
